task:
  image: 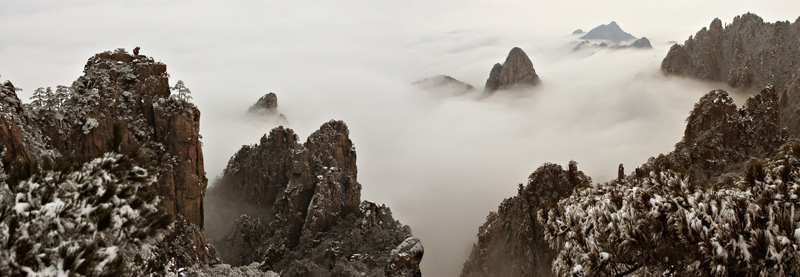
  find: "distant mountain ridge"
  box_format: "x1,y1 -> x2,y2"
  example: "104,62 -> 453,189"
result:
580,21 -> 637,43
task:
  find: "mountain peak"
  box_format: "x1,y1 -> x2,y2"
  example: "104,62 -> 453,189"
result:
580,21 -> 637,43
484,47 -> 541,93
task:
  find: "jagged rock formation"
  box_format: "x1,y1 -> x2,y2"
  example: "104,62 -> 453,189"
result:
413,75 -> 476,95
579,21 -> 637,43
247,92 -> 288,125
661,13 -> 800,135
462,86 -> 784,276
461,162 -> 591,277
0,49 -> 215,266
484,47 -> 541,93
661,14 -> 800,90
206,121 -> 423,276
572,29 -> 585,35
639,86 -> 784,182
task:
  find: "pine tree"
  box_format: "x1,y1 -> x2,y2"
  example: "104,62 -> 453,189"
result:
0,153 -> 172,276
171,80 -> 192,102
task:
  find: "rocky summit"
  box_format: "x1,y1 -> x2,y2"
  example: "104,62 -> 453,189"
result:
206,120 -> 423,276
247,92 -> 288,125
1,48 -> 216,267
580,21 -> 637,43
661,13 -> 800,135
484,47 -> 541,93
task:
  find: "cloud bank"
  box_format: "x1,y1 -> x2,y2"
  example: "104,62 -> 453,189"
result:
1,1 -> 797,275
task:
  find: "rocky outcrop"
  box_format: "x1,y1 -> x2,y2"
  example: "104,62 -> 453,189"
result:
247,93 -> 288,125
640,86 -> 784,182
461,162 -> 591,277
3,49 -> 214,266
484,47 -> 541,93
207,120 -> 423,276
579,21 -> 637,43
413,75 -> 476,95
661,14 -> 800,135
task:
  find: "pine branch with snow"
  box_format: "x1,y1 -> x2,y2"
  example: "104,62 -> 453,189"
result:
0,153 -> 172,276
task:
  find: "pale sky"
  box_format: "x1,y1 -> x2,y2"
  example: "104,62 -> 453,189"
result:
2,1 -> 798,276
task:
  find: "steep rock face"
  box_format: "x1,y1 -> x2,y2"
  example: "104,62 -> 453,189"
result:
781,70 -> 800,136
207,120 -> 422,276
0,81 -> 55,172
641,86 -> 783,182
662,14 -> 800,90
661,14 -> 800,134
13,49 -> 213,265
580,21 -> 637,43
484,47 -> 541,93
461,162 -> 591,277
0,82 -> 33,169
247,93 -> 288,125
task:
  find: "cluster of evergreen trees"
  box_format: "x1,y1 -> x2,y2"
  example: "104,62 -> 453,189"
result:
540,142 -> 800,276
0,153 -> 172,276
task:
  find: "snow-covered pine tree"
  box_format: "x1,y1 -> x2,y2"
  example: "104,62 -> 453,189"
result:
0,153 -> 172,276
171,80 -> 191,102
539,142 -> 800,276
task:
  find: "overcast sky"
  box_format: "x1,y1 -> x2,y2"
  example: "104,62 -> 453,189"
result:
2,1 -> 799,276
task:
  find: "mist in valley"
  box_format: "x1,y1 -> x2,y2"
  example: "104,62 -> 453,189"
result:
2,1 -> 799,276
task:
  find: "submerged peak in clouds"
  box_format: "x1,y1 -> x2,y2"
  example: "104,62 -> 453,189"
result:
573,37 -> 653,51
485,47 -> 541,93
413,75 -> 476,96
247,92 -> 289,125
580,21 -> 637,43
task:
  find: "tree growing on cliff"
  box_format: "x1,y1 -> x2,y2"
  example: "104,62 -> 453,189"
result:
0,153 -> 172,276
540,143 -> 800,276
171,80 -> 192,102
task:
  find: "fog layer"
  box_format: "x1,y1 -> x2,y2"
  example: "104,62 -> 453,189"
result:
2,1 -> 798,276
